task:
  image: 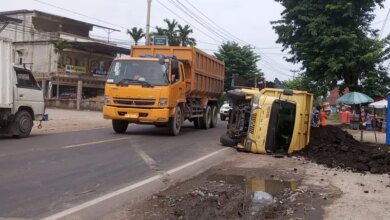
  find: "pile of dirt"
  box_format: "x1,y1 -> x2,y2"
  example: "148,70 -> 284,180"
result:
297,125 -> 390,174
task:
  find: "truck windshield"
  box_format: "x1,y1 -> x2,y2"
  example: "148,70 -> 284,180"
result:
107,60 -> 169,86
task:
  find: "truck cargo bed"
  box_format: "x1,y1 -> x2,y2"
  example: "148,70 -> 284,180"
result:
0,38 -> 14,108
131,46 -> 224,99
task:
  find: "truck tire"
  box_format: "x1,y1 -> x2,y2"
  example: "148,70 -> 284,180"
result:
220,114 -> 226,121
220,134 -> 239,147
210,105 -> 218,128
168,106 -> 183,136
112,120 -> 128,134
200,105 -> 211,129
12,110 -> 33,138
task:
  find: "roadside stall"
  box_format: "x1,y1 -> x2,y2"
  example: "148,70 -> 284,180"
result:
336,92 -> 374,141
369,99 -> 387,132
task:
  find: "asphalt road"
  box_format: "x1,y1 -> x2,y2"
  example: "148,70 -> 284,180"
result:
0,121 -> 228,219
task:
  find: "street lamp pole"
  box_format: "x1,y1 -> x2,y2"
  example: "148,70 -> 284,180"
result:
145,0 -> 152,45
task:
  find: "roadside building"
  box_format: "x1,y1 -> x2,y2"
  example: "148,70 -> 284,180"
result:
0,10 -> 130,110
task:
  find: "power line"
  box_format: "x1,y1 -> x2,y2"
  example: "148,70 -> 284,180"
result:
33,0 -> 128,30
154,0 -> 221,43
169,0 -> 293,76
183,0 -> 245,44
170,0 -> 231,41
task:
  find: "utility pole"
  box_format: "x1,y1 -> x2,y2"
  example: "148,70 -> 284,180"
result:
145,0 -> 152,45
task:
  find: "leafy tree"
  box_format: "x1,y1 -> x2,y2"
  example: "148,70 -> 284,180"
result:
127,27 -> 145,45
272,0 -> 390,95
283,75 -> 328,98
177,24 -> 196,46
215,41 -> 263,91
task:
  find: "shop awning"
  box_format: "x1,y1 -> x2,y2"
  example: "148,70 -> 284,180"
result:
69,41 -> 130,55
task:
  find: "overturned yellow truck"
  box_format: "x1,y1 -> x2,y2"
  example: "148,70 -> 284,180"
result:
220,88 -> 313,154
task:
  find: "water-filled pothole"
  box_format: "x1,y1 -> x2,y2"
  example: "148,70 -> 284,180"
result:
207,174 -> 298,196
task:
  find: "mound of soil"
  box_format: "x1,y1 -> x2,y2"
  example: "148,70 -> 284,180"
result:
297,126 -> 390,174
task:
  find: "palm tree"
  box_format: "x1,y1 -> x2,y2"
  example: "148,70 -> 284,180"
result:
152,19 -> 196,46
50,38 -> 70,99
177,24 -> 196,46
163,19 -> 180,46
50,38 -> 70,67
127,27 -> 145,45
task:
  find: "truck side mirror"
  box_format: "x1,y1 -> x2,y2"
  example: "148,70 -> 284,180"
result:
171,60 -> 179,83
158,57 -> 165,65
171,60 -> 179,75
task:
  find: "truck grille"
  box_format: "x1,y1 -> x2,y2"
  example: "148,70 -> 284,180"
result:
113,98 -> 155,106
248,113 -> 257,134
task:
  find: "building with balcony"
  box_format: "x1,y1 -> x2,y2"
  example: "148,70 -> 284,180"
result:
0,10 -> 130,109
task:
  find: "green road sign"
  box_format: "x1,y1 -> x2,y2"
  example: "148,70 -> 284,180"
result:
153,35 -> 168,46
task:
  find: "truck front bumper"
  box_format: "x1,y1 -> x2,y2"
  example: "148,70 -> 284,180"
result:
103,105 -> 170,123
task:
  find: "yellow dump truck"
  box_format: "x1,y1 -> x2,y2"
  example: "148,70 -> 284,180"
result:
103,46 -> 224,135
220,88 -> 313,154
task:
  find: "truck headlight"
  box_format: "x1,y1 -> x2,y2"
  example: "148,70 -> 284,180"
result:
158,98 -> 168,106
252,95 -> 260,109
104,96 -> 110,105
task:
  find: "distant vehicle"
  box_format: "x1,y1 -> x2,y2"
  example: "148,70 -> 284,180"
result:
103,46 -> 225,136
219,103 -> 231,121
0,38 -> 46,138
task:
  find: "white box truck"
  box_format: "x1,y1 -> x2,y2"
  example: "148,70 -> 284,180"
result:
0,38 -> 45,138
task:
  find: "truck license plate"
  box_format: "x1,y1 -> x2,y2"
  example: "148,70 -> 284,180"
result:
125,113 -> 138,119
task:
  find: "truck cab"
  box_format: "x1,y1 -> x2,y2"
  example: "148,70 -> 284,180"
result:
0,66 -> 45,138
103,56 -> 186,135
221,88 -> 313,154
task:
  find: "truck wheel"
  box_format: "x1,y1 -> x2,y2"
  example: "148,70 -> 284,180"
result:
210,105 -> 218,128
12,110 -> 33,138
168,106 -> 183,136
220,134 -> 239,147
112,120 -> 128,134
200,105 -> 211,129
220,114 -> 226,121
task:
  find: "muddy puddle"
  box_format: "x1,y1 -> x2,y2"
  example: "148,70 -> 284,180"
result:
207,174 -> 298,196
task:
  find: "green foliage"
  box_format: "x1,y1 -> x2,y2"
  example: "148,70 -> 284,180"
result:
283,75 -> 328,97
153,19 -> 196,46
127,27 -> 145,45
272,0 -> 390,96
49,38 -> 70,67
49,38 -> 70,54
217,93 -> 228,107
214,41 -> 263,91
361,66 -> 390,98
177,24 -> 196,46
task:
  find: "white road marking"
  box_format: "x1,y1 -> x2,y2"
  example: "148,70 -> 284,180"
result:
136,149 -> 160,170
41,148 -> 229,220
61,137 -> 129,149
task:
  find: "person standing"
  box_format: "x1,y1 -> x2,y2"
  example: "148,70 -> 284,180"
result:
319,106 -> 328,127
339,106 -> 351,127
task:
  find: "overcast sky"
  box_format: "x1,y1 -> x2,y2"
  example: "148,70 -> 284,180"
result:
3,0 -> 390,81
